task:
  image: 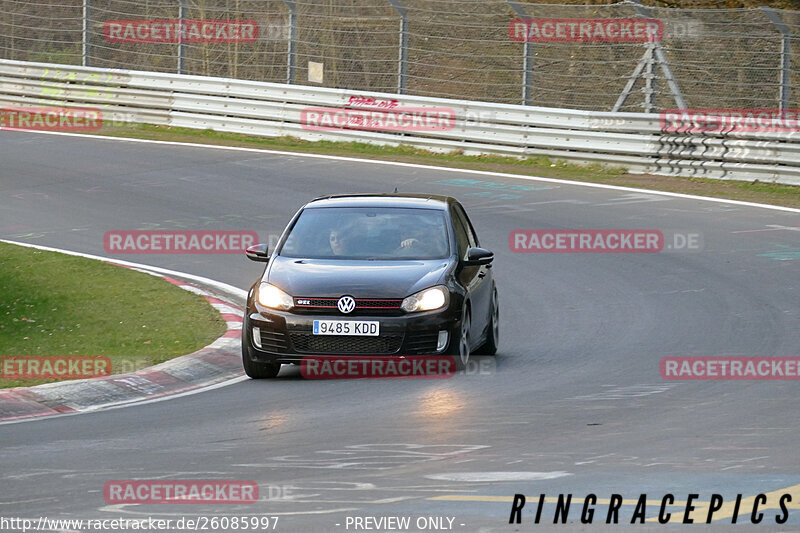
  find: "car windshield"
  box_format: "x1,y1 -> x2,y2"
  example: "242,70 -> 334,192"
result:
279,206 -> 450,260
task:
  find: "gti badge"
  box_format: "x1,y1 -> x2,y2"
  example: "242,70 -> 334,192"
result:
337,295 -> 356,314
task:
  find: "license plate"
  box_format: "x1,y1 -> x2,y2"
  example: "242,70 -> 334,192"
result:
312,320 -> 379,336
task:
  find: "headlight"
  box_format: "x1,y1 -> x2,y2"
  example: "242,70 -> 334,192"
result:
401,286 -> 448,313
257,283 -> 293,310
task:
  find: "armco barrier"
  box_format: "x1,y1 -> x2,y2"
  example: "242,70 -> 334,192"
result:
0,59 -> 796,185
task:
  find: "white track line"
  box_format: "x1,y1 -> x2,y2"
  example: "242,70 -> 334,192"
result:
0,376 -> 250,426
4,129 -> 799,214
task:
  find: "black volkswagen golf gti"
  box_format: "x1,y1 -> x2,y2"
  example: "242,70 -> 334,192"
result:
242,194 -> 498,378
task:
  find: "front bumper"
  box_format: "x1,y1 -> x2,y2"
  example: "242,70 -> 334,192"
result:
245,307 -> 458,364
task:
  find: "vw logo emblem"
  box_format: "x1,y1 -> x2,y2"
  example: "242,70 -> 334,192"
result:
337,296 -> 356,314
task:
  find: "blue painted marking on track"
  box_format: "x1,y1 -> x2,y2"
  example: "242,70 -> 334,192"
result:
433,178 -> 552,193
758,244 -> 800,260
462,191 -> 521,200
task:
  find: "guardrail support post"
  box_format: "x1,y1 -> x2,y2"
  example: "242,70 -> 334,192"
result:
612,48 -> 649,112
178,0 -> 187,74
630,0 -> 686,111
386,0 -> 408,94
761,7 -> 791,112
281,0 -> 297,84
507,1 -> 533,106
82,0 -> 90,67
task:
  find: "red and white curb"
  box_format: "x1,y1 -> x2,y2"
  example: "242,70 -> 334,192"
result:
0,240 -> 248,424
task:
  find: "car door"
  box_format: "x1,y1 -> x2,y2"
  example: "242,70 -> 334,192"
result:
451,203 -> 492,346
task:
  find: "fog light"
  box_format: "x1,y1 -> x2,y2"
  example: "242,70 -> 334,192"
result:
436,330 -> 448,352
252,327 -> 262,349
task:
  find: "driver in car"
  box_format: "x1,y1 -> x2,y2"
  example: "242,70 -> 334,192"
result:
329,228 -> 352,256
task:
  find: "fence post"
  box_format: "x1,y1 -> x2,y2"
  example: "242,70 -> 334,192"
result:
507,1 -> 532,106
386,0 -> 408,94
644,43 -> 656,113
82,0 -> 90,67
178,0 -> 187,74
282,0 -> 297,84
761,7 -> 791,112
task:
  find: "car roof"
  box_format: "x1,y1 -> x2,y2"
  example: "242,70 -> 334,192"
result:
305,193 -> 452,210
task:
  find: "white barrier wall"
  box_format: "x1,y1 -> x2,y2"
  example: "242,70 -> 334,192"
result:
0,59 -> 797,186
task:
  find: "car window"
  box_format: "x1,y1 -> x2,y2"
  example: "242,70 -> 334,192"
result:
451,208 -> 471,261
279,206 -> 450,260
454,203 -> 479,248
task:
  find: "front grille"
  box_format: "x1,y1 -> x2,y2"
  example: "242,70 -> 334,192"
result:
355,299 -> 403,309
405,331 -> 441,354
289,333 -> 403,354
259,329 -> 288,353
297,298 -> 338,308
293,297 -> 404,316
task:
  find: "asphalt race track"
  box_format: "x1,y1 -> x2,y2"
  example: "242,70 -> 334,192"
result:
1,131 -> 799,532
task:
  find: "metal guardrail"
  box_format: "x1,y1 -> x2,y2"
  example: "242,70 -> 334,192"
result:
0,59 -> 797,186
3,1 -> 800,113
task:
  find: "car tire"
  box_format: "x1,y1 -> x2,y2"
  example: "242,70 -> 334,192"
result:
477,287 -> 499,356
447,305 -> 471,371
241,323 -> 281,379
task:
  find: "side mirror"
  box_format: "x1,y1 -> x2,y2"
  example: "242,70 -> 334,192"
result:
245,243 -> 270,262
464,247 -> 494,266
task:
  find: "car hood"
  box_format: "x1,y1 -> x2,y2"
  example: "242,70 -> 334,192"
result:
265,255 -> 452,298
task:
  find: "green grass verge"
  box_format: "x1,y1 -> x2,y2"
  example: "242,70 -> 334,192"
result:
0,242 -> 227,388
93,123 -> 800,209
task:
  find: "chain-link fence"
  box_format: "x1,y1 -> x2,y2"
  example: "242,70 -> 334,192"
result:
1,0 -> 798,112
